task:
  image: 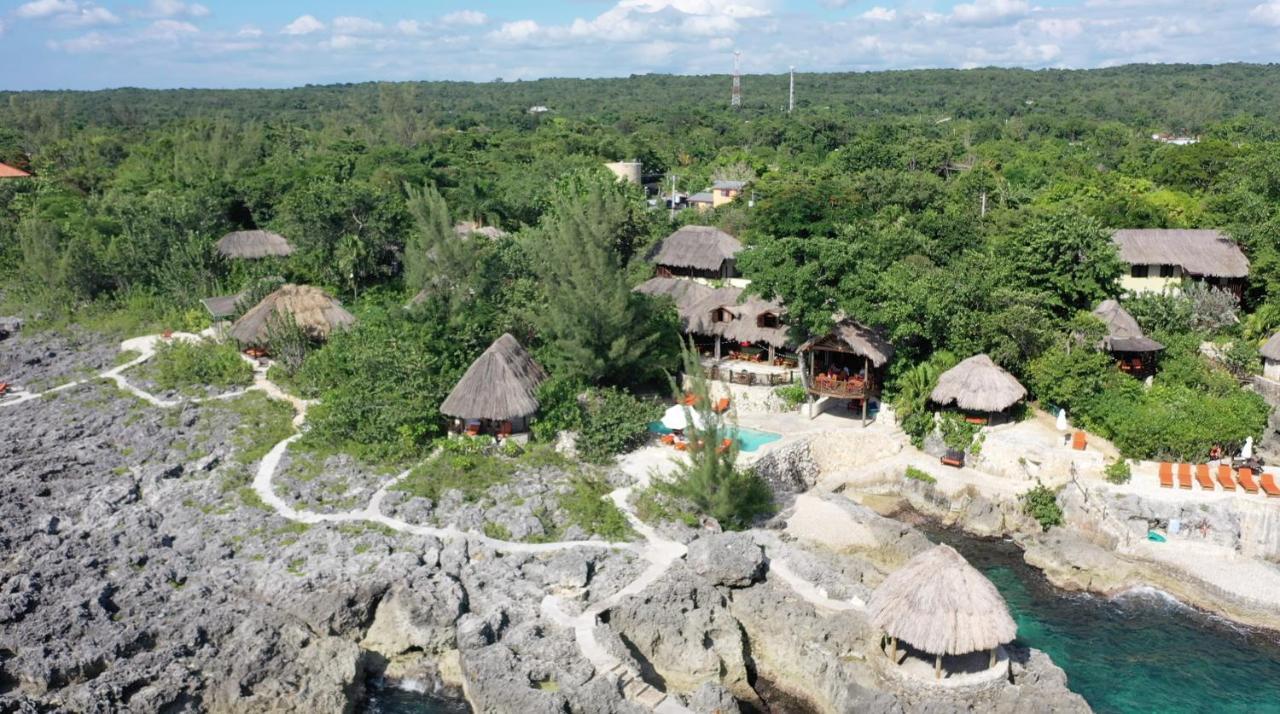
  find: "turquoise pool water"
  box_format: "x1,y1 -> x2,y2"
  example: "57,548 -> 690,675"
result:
647,422 -> 783,452
926,526 -> 1280,714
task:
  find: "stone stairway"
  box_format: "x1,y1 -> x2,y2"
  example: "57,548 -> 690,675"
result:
604,662 -> 689,712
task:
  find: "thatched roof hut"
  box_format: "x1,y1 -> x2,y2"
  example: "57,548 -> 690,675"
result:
930,354 -> 1026,413
1261,333 -> 1280,363
216,230 -> 295,259
1092,300 -> 1164,353
799,319 -> 894,367
1111,229 -> 1249,278
633,276 -> 714,316
683,286 -> 790,348
868,544 -> 1016,662
229,284 -> 355,345
648,226 -> 742,273
440,334 -> 548,422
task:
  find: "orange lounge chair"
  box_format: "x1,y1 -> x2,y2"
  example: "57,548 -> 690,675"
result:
497,421 -> 513,438
1195,464 -> 1214,490
465,423 -> 481,437
660,434 -> 676,445
674,441 -> 688,451
1261,473 -> 1280,498
1177,463 -> 1193,490
0,382 -> 8,396
1158,462 -> 1174,488
713,397 -> 731,414
1238,468 -> 1259,494
1217,464 -> 1236,491
1072,431 -> 1087,451
682,393 -> 698,406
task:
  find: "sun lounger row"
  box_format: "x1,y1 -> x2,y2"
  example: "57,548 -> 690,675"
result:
1158,462 -> 1280,497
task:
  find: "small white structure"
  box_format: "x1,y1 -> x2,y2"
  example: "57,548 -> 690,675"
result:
661,404 -> 705,431
1262,332 -> 1280,381
604,161 -> 642,184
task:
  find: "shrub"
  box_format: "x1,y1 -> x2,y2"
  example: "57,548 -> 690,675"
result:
264,311 -> 311,377
576,387 -> 660,463
1021,481 -> 1063,532
939,412 -> 982,451
774,382 -> 807,409
532,376 -> 586,443
393,453 -> 514,503
146,339 -> 253,391
1220,339 -> 1261,378
1105,459 -> 1132,485
904,466 -> 936,485
559,475 -> 632,540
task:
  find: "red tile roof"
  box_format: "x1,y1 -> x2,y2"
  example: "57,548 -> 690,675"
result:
0,162 -> 31,178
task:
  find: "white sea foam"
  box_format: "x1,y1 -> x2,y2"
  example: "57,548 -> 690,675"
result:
394,678 -> 428,693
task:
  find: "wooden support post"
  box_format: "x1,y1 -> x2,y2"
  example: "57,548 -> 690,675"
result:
768,344 -> 775,364
889,637 -> 897,663
862,396 -> 868,426
715,338 -> 721,361
935,653 -> 942,680
989,648 -> 997,669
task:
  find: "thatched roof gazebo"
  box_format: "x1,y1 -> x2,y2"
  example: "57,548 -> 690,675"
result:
440,334 -> 548,435
798,319 -> 895,424
0,162 -> 31,179
930,354 -> 1026,417
229,284 -> 355,346
868,544 -> 1017,679
216,230 -> 295,259
1093,299 -> 1164,377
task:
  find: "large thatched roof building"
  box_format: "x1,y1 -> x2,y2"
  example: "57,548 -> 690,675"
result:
440,334 -> 547,432
1113,229 -> 1248,295
229,284 -> 355,346
216,230 -> 295,259
868,544 -> 1017,677
634,276 -> 715,319
930,354 -> 1026,414
1093,300 -> 1164,354
647,225 -> 742,278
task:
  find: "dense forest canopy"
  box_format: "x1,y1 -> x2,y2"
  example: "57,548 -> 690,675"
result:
2,63 -> 1278,461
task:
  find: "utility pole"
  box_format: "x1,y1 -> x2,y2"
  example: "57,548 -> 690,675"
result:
787,67 -> 795,113
731,51 -> 741,109
669,174 -> 678,220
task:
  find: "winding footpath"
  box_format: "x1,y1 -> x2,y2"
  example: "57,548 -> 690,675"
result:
2,331 -> 853,713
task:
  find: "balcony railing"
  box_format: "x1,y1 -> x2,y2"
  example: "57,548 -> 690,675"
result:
704,364 -> 797,387
806,374 -> 878,399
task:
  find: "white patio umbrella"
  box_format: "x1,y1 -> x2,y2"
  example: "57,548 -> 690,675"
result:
1056,408 -> 1068,432
661,404 -> 705,431
1241,436 -> 1254,460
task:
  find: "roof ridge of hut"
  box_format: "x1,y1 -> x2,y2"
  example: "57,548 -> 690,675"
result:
1092,299 -> 1164,353
440,334 -> 548,422
799,317 -> 895,367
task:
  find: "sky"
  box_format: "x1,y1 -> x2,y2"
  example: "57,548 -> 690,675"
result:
2,0 -> 1280,90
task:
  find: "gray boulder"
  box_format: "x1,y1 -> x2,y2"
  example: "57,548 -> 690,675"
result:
686,533 -> 765,588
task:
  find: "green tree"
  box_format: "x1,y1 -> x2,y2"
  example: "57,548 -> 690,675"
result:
998,207 -> 1123,315
534,178 -> 673,386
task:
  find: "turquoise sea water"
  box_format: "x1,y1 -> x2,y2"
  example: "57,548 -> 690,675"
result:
929,528 -> 1280,714
646,422 -> 783,452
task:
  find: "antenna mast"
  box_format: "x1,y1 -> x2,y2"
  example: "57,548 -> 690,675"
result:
788,66 -> 795,114
731,51 -> 742,108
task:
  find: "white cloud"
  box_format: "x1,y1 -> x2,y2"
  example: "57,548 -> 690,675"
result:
951,0 -> 1030,26
1037,18 -> 1084,38
56,5 -> 120,28
140,0 -> 209,18
144,19 -> 198,39
618,0 -> 773,19
441,10 -> 487,26
396,19 -> 424,35
15,0 -> 77,19
861,6 -> 896,22
281,15 -> 324,36
1251,1 -> 1280,26
237,24 -> 262,38
0,19 -> 6,36
332,16 -> 383,35
494,19 -> 540,42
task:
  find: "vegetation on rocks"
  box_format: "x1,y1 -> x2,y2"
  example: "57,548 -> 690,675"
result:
1021,481 -> 1064,532
142,339 -> 253,392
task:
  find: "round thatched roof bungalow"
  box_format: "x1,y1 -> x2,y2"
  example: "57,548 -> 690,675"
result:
216,230 -> 295,260
229,284 -> 355,347
440,333 -> 548,437
868,544 -> 1017,680
930,354 -> 1026,423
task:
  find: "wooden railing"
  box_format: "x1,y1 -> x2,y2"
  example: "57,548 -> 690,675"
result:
805,375 -> 877,399
704,365 -> 797,387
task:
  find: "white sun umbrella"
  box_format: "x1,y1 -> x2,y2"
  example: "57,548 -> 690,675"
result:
1241,436 -> 1254,460
661,404 -> 705,431
1056,408 -> 1068,432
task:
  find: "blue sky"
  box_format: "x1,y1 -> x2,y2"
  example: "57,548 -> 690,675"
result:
3,0 -> 1280,90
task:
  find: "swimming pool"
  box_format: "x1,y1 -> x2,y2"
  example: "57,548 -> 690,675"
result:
647,422 -> 783,453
